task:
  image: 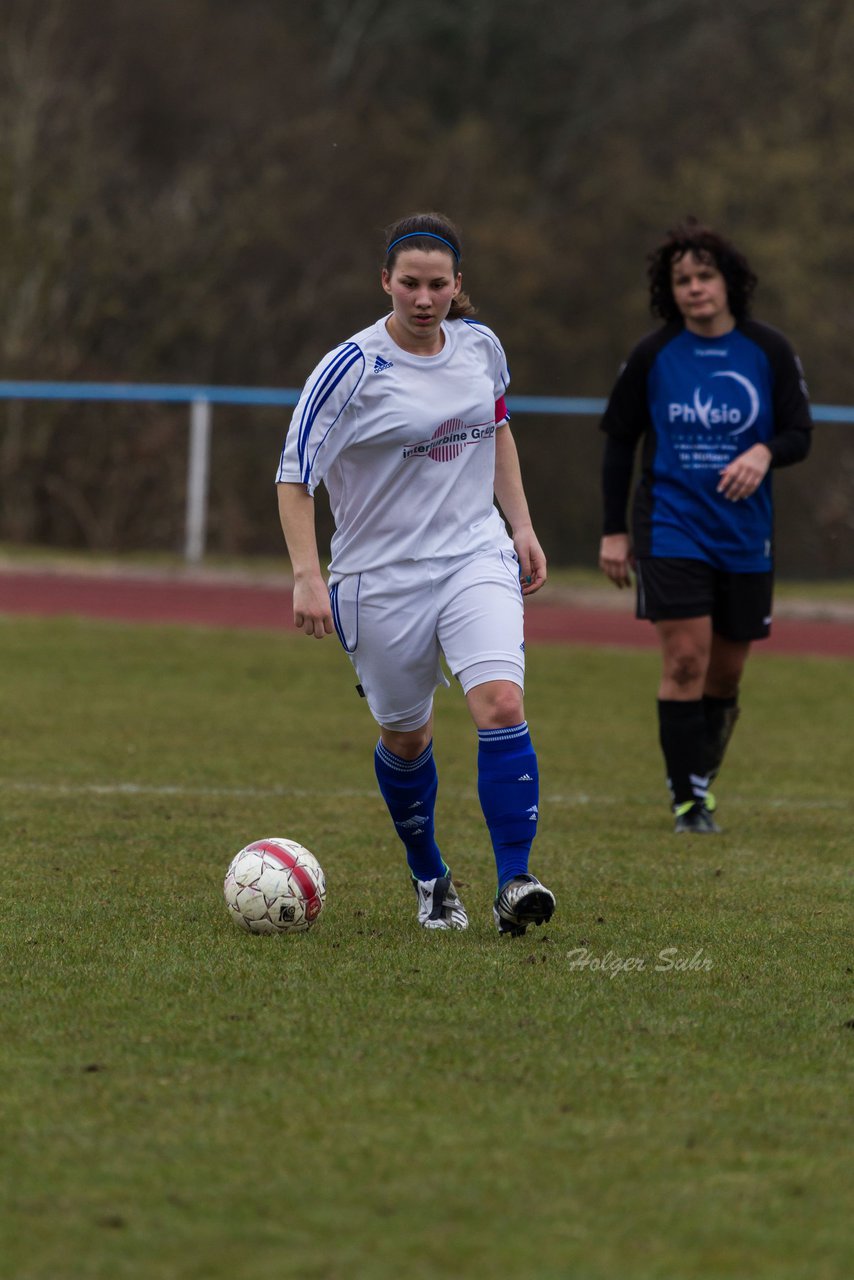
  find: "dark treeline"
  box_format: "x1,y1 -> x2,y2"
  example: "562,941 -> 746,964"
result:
1,0 -> 853,571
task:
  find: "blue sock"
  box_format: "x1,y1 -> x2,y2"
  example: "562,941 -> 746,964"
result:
477,722 -> 539,890
374,740 -> 445,882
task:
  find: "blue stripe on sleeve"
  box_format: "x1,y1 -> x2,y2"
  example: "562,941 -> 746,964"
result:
297,343 -> 365,481
461,319 -> 510,392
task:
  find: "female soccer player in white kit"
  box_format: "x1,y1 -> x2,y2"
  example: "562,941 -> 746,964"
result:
276,212 -> 555,935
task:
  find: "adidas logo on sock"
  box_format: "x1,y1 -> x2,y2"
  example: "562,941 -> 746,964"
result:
527,804 -> 539,821
373,355 -> 393,373
518,773 -> 534,781
396,814 -> 428,832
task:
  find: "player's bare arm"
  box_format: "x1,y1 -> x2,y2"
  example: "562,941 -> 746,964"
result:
493,424 -> 547,595
276,482 -> 334,638
599,532 -> 633,588
717,442 -> 772,501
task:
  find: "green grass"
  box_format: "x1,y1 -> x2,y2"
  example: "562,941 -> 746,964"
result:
0,617 -> 851,1279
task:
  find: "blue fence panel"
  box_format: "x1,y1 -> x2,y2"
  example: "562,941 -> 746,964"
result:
0,381 -> 851,421
1,381 -> 849,561
0,381 -> 301,407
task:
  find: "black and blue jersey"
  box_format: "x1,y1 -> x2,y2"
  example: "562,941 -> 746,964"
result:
601,320 -> 812,571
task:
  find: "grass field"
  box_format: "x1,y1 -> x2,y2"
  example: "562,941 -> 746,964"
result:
1,614 -> 851,1279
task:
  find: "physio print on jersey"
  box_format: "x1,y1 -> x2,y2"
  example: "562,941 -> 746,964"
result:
651,330 -> 772,477
602,320 -> 811,572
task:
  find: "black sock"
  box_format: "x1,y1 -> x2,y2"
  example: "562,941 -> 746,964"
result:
657,699 -> 709,807
702,695 -> 740,781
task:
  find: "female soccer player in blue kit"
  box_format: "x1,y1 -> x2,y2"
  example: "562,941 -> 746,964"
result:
276,212 -> 555,933
599,219 -> 812,833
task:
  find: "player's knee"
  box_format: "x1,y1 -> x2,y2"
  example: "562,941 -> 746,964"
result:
466,679 -> 525,728
666,650 -> 706,690
379,724 -> 432,759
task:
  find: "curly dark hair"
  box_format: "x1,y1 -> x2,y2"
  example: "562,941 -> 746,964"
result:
382,211 -> 476,319
647,217 -> 758,324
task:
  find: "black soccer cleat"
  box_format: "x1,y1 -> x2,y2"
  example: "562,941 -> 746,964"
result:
493,873 -> 556,937
673,800 -> 721,835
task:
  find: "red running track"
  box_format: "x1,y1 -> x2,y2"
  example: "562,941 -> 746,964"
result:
1,569 -> 852,659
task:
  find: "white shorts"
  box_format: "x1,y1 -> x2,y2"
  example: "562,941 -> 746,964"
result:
329,549 -> 526,731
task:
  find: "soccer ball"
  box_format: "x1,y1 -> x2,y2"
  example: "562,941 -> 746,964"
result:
223,837 -> 326,935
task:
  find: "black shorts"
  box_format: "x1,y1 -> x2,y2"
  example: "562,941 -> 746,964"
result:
635,557 -> 773,642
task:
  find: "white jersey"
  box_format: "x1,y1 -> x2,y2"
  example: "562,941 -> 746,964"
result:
276,315 -> 514,575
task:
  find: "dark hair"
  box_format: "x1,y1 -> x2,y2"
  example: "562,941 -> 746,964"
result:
647,217 -> 758,323
383,211 -> 476,319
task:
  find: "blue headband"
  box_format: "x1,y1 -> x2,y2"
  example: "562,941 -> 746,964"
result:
386,232 -> 460,261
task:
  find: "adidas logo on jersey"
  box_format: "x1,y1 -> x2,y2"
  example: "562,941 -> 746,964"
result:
373,355 -> 394,373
